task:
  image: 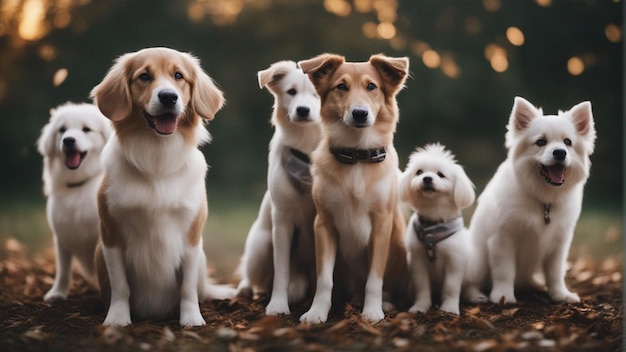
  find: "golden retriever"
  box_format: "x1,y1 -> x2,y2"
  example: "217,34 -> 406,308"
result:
37,102 -> 112,301
297,53 -> 409,324
90,47 -> 235,327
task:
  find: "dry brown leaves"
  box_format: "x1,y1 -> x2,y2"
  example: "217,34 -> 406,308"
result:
0,238 -> 622,351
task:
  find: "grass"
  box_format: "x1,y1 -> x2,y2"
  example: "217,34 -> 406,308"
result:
0,195 -> 621,283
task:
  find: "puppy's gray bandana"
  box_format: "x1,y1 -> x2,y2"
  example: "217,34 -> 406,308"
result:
281,148 -> 312,194
413,214 -> 464,262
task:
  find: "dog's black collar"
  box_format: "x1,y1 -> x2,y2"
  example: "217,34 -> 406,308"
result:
413,214 -> 464,262
330,147 -> 386,164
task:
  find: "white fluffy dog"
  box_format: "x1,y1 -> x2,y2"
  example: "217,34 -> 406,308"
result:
37,102 -> 112,301
236,60 -> 321,316
400,144 -> 476,315
466,96 -> 596,305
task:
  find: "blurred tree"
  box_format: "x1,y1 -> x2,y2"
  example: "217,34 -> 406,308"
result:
0,0 -> 621,209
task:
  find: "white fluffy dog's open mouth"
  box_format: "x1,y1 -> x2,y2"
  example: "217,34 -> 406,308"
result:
64,149 -> 87,170
539,163 -> 566,186
143,111 -> 179,135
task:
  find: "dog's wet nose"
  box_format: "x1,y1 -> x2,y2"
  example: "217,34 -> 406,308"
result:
63,137 -> 75,147
158,89 -> 178,107
553,148 -> 567,161
296,106 -> 310,118
423,176 -> 433,184
352,108 -> 369,123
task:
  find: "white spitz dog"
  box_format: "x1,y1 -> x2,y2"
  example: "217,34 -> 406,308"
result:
465,96 -> 596,305
400,144 -> 477,314
37,102 -> 112,301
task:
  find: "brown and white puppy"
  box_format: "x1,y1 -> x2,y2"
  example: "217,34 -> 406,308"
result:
37,102 -> 112,301
236,60 -> 321,316
91,47 -> 235,327
298,53 -> 409,324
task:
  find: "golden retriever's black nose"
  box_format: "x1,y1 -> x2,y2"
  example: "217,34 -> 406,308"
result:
63,137 -> 75,147
158,89 -> 178,107
553,149 -> 566,161
352,108 -> 368,123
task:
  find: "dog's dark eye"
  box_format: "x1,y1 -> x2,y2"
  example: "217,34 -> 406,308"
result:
564,138 -> 572,146
535,138 -> 547,147
174,72 -> 183,80
59,127 -> 66,133
416,169 -> 423,176
437,172 -> 445,178
138,73 -> 152,81
287,88 -> 297,96
82,127 -> 91,133
337,83 -> 348,91
366,83 -> 377,91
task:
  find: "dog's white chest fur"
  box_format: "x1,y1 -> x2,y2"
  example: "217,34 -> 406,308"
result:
103,136 -> 207,318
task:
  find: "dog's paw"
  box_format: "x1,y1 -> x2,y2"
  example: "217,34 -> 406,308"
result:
439,301 -> 460,315
408,301 -> 430,314
44,289 -> 68,302
204,284 -> 237,301
489,289 -> 517,305
180,310 -> 206,327
361,306 -> 385,323
550,289 -> 580,304
300,306 -> 329,324
103,311 -> 131,327
103,301 -> 132,327
266,299 -> 291,316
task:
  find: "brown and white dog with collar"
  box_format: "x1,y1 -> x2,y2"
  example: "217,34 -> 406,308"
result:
298,53 -> 409,324
236,60 -> 321,315
91,47 -> 236,327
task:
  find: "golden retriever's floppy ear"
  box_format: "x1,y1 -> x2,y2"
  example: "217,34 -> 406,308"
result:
369,54 -> 409,96
187,54 -> 225,121
258,60 -> 297,92
298,53 -> 345,95
90,53 -> 133,122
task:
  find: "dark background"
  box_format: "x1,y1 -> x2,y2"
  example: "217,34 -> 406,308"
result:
0,0 -> 622,211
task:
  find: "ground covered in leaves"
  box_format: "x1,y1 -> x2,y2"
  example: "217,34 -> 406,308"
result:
0,238 -> 622,351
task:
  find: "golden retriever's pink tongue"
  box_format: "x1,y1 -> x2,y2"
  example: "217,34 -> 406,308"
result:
65,151 -> 81,169
547,164 -> 565,184
154,115 -> 178,134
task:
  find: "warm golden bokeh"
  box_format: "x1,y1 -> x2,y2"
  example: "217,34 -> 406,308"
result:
506,26 -> 525,46
0,0 -> 619,80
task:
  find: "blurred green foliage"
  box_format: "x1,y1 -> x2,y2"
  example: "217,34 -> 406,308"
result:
0,0 -> 622,212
